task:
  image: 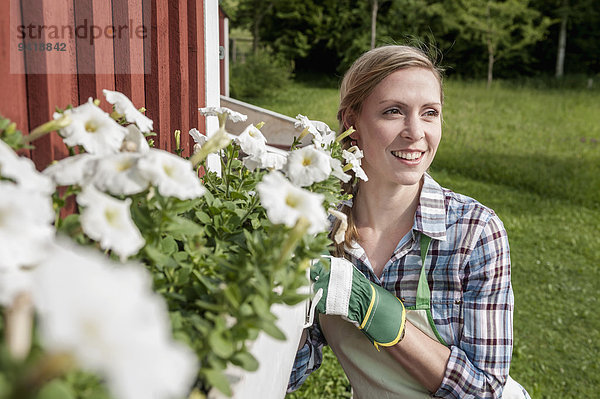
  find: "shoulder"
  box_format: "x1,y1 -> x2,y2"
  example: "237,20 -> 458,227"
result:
440,185 -> 503,232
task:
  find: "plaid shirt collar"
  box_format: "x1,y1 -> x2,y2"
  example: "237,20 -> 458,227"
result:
413,173 -> 447,241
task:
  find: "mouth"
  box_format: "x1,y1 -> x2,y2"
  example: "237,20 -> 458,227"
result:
391,150 -> 425,161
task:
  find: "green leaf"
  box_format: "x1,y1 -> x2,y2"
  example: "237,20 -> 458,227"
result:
144,245 -> 177,269
195,210 -> 212,224
35,379 -> 76,399
203,368 -> 232,397
164,216 -> 203,237
209,329 -> 235,358
257,319 -> 286,341
231,351 -> 259,372
160,236 -> 178,255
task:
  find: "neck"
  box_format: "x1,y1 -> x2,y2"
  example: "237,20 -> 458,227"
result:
353,177 -> 423,234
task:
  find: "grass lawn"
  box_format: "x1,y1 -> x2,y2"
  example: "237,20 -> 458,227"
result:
250,78 -> 600,398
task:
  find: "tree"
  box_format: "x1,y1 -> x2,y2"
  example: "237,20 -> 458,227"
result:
371,0 -> 378,49
446,0 -> 552,87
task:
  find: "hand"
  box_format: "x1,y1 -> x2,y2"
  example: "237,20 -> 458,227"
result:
310,256 -> 406,350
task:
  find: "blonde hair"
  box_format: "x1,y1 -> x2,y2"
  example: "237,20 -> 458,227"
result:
331,45 -> 444,257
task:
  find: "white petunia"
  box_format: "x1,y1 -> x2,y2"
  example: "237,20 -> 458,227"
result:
235,124 -> 267,157
42,153 -> 98,186
54,98 -> 127,155
0,139 -> 55,195
33,240 -> 198,399
0,182 -> 55,305
188,128 -> 207,145
0,267 -> 35,307
256,171 -> 328,234
199,106 -> 248,123
91,152 -> 149,196
342,146 -> 369,181
137,149 -> 206,200
243,151 -> 287,171
284,145 -> 332,187
77,186 -> 145,261
103,89 -> 154,133
121,124 -> 150,153
330,157 -> 352,183
294,115 -> 336,148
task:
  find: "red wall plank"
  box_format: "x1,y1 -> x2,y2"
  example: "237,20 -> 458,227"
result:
21,0 -> 78,169
145,0 -> 171,151
188,0 -> 206,153
1,0 -> 30,157
113,0 -> 147,110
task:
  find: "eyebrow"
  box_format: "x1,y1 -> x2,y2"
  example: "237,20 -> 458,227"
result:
378,100 -> 442,107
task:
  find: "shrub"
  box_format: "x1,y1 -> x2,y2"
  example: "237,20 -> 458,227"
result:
230,49 -> 293,100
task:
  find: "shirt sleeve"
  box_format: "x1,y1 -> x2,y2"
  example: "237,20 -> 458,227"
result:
286,323 -> 327,392
435,214 -> 514,399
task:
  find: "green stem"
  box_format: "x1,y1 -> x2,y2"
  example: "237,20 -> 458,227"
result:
238,194 -> 260,226
277,217 -> 310,267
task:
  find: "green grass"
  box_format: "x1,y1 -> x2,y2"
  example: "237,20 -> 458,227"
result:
251,79 -> 600,398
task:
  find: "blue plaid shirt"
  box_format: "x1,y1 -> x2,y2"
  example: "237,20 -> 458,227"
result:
288,173 -> 530,398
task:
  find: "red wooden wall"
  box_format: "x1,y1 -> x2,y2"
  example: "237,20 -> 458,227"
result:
0,0 -> 210,169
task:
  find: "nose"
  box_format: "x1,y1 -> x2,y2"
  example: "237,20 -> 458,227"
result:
401,114 -> 425,141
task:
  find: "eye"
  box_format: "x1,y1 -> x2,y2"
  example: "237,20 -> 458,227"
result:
383,108 -> 402,115
422,109 -> 440,118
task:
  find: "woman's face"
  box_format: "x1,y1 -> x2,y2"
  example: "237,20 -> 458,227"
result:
350,67 -> 442,188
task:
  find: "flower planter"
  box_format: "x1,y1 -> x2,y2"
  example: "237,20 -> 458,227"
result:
208,283 -> 310,398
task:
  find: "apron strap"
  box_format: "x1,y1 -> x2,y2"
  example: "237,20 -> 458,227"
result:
414,234 -> 432,310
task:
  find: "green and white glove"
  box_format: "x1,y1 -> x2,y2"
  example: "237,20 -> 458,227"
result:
310,256 -> 406,350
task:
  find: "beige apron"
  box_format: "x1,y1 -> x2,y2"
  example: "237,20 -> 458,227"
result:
319,235 -> 527,398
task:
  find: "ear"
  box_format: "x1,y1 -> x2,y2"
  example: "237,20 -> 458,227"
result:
341,110 -> 357,137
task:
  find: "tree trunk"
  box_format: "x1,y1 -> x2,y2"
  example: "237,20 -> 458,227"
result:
371,0 -> 378,49
487,38 -> 494,89
555,13 -> 568,78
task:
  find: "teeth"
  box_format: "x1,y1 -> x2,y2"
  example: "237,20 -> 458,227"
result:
391,151 -> 422,160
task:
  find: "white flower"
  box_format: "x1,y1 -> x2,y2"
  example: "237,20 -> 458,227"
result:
256,171 -> 328,234
235,124 -> 267,157
330,157 -> 351,183
188,128 -> 207,145
294,114 -> 320,140
54,98 -> 127,155
0,139 -> 55,195
91,152 -> 149,195
284,145 -> 332,187
0,267 -> 34,307
103,89 -> 154,133
199,106 -> 247,123
121,124 -> 150,153
343,146 -> 369,181
77,186 -> 145,261
137,149 -> 205,200
33,240 -> 198,399
328,208 -> 348,244
43,153 -> 98,186
295,115 -> 336,147
243,151 -> 287,171
0,182 -> 55,303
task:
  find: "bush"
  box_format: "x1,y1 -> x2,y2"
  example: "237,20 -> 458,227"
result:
230,49 -> 293,100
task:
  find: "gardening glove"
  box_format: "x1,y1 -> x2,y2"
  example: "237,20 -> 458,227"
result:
310,256 -> 406,350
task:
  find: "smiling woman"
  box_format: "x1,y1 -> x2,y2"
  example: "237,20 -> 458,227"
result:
288,45 -> 531,399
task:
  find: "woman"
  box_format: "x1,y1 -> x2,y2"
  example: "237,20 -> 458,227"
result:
287,45 -> 530,398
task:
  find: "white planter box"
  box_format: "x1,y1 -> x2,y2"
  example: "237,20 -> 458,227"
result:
208,298 -> 309,399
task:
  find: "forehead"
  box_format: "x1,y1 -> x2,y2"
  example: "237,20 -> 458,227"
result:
367,67 -> 442,105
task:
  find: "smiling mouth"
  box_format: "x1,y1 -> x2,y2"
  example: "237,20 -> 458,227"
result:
391,150 -> 424,161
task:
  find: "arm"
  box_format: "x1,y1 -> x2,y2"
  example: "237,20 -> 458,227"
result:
287,323 -> 326,392
434,215 -> 514,398
385,320 -> 451,392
